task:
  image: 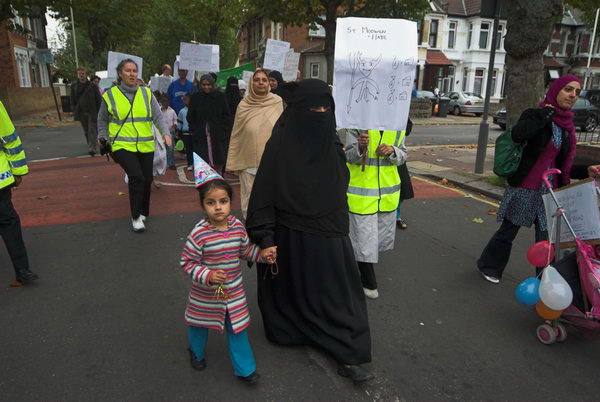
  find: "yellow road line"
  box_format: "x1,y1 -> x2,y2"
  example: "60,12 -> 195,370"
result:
413,176 -> 500,208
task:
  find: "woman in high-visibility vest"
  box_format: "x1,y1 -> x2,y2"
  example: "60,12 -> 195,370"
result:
339,128 -> 407,300
97,59 -> 173,232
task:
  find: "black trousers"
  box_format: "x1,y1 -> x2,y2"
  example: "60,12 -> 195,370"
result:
477,219 -> 548,279
182,134 -> 193,167
0,188 -> 30,278
357,262 -> 377,290
114,150 -> 154,219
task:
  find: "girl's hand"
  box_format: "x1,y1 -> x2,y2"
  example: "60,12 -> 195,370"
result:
376,144 -> 394,157
164,135 -> 173,148
588,165 -> 600,178
209,270 -> 227,284
260,247 -> 277,264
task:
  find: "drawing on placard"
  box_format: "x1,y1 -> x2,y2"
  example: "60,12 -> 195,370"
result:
346,52 -> 382,113
392,56 -> 400,70
403,57 -> 415,66
402,76 -> 412,86
398,91 -> 408,100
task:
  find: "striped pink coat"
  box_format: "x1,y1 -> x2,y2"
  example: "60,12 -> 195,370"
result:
180,215 -> 263,334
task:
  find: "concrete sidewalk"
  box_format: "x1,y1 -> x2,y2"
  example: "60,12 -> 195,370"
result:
412,115 -> 482,126
12,108 -> 76,129
407,144 -> 505,201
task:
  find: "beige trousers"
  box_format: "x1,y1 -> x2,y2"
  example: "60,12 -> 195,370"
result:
239,171 -> 256,218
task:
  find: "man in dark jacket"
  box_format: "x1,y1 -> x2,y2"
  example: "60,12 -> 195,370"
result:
70,67 -> 102,156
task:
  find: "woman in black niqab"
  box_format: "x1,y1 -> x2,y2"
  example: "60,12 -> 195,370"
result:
246,79 -> 373,383
225,76 -> 242,116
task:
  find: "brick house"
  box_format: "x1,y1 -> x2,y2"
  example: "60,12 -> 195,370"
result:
236,17 -> 327,81
0,8 -> 54,117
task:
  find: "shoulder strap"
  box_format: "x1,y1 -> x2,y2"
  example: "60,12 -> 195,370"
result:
110,87 -> 135,144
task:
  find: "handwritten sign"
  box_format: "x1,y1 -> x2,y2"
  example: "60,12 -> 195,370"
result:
282,51 -> 300,82
149,76 -> 172,93
332,17 -> 417,131
179,42 -> 213,72
173,55 -> 195,82
107,51 -> 143,79
242,70 -> 254,87
211,45 -> 220,72
263,39 -> 290,71
543,180 -> 600,244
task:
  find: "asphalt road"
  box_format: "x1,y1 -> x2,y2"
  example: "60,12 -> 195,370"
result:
16,122 -> 504,162
2,124 -> 600,401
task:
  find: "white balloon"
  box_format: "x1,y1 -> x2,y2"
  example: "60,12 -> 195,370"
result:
540,266 -> 573,311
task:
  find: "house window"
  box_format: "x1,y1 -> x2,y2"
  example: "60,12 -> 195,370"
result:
496,24 -> 503,50
559,30 -> 567,55
462,68 -> 469,91
435,67 -> 445,91
447,66 -> 455,92
575,32 -> 582,54
309,17 -> 326,38
501,71 -> 506,97
491,70 -> 498,96
277,23 -> 284,41
467,23 -> 473,49
429,19 -> 438,48
310,63 -> 320,78
474,68 -> 485,96
479,22 -> 490,49
14,47 -> 30,88
448,21 -> 457,49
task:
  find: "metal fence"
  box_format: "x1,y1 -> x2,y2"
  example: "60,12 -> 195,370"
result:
576,124 -> 600,144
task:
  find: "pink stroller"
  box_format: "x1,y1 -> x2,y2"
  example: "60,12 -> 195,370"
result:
535,169 -> 600,344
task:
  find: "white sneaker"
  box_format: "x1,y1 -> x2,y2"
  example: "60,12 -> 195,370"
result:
363,288 -> 379,299
140,215 -> 147,222
480,271 -> 500,284
187,166 -> 193,171
132,217 -> 145,232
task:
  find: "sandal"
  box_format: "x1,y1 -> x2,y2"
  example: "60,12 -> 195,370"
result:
396,219 -> 408,230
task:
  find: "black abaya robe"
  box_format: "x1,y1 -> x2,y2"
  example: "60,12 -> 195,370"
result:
246,79 -> 371,365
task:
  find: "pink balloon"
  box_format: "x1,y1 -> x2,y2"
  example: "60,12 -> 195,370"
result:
527,241 -> 554,267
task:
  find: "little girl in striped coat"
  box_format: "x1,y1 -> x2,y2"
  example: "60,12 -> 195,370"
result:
180,157 -> 276,384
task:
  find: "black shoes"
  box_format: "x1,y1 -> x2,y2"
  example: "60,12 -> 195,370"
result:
12,270 -> 39,286
337,364 -> 374,383
237,371 -> 260,384
187,348 -> 206,371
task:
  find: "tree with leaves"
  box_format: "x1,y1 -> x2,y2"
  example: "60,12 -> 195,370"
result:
504,0 -> 564,127
249,0 -> 429,83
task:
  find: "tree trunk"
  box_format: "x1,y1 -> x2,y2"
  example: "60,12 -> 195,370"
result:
504,0 -> 563,127
323,4 -> 338,84
208,25 -> 219,45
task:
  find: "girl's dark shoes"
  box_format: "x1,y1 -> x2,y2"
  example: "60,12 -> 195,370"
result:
337,364 -> 374,383
187,348 -> 206,370
237,371 -> 260,384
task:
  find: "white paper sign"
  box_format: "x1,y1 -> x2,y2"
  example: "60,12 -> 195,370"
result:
107,51 -> 143,79
543,180 -> 600,243
174,55 -> 195,82
333,17 -> 417,131
179,42 -> 213,71
211,45 -> 220,72
242,70 -> 254,86
282,51 -> 300,82
263,39 -> 290,71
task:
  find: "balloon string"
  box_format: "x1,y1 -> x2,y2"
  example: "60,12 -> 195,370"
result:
263,262 -> 279,280
541,215 -> 558,279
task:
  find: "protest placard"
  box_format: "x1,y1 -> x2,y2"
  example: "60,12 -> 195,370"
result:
211,45 -> 220,72
543,179 -> 600,245
216,62 -> 255,88
263,39 -> 290,71
174,56 -> 195,82
332,17 -> 417,131
179,42 -> 213,72
242,70 -> 254,86
107,51 -> 143,79
282,51 -> 300,82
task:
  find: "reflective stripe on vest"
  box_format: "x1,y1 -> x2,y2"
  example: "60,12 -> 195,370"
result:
346,129 -> 405,215
0,101 -> 27,189
103,86 -> 154,153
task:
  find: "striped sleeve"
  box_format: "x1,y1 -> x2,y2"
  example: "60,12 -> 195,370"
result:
239,228 -> 263,263
180,230 -> 211,285
0,102 -> 28,176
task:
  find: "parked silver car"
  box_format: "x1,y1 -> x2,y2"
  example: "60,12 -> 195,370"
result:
445,92 -> 484,116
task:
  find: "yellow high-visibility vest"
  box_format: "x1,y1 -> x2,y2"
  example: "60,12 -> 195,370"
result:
0,102 -> 28,190
347,129 -> 405,215
103,86 -> 154,153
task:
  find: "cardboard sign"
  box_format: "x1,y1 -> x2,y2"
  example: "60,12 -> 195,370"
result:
107,51 -> 143,79
543,179 -> 600,244
332,17 -> 417,131
173,55 -> 195,82
263,39 -> 290,71
179,42 -> 213,72
282,51 -> 300,82
211,45 -> 220,72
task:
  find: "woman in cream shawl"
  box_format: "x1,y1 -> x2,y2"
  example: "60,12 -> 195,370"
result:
227,69 -> 284,217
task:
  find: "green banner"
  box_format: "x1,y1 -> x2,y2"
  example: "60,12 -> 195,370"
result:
216,62 -> 255,88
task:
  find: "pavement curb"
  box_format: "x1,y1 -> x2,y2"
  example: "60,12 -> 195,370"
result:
411,168 -> 504,201
412,121 -> 480,126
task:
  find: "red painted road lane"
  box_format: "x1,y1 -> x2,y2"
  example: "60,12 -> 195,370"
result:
12,157 -> 460,228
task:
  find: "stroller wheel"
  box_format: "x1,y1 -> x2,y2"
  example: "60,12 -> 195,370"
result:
555,322 -> 568,343
536,324 -> 557,345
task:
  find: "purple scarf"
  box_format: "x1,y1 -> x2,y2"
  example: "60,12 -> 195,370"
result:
535,75 -> 581,186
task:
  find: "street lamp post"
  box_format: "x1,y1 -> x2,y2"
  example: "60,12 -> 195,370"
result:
474,0 -> 502,174
583,8 -> 599,90
70,0 -> 79,67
